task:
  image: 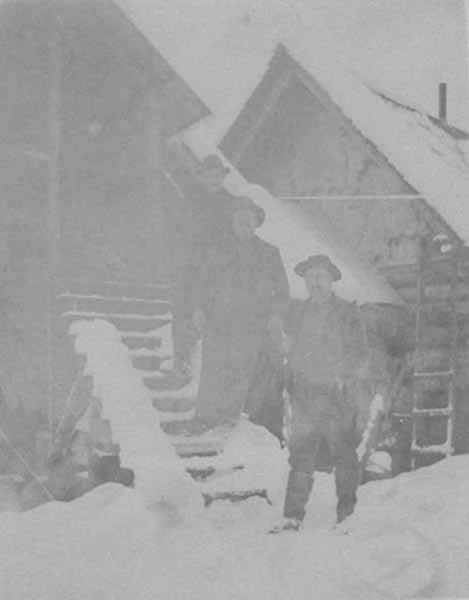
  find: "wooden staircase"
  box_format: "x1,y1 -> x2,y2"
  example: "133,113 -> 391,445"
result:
57,279 -> 271,507
57,279 -> 176,397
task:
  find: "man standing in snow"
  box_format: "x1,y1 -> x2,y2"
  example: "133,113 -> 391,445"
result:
186,195 -> 290,433
271,255 -> 367,533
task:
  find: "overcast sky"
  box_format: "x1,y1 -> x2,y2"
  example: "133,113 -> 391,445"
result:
327,0 -> 469,128
119,0 -> 469,131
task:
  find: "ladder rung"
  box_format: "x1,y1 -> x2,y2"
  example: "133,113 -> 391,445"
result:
414,370 -> 455,378
417,306 -> 457,317
411,443 -> 453,455
420,296 -> 456,304
412,407 -> 452,417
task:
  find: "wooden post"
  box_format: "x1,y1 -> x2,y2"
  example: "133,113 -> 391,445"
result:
144,86 -> 168,282
46,14 -> 63,442
145,86 -> 162,171
439,83 -> 447,122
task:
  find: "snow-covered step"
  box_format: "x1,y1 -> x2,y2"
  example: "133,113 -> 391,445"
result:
121,335 -> 162,351
153,395 -> 196,412
173,441 -> 221,458
129,347 -> 165,357
157,408 -> 195,423
58,292 -> 167,303
63,314 -> 172,334
58,294 -> 171,316
185,464 -> 244,482
201,489 -> 271,507
411,442 -> 452,454
58,281 -> 179,414
193,451 -> 272,506
413,370 -> 455,378
62,309 -> 172,321
168,428 -> 228,457
59,279 -> 171,301
119,326 -> 171,338
412,407 -> 451,417
157,415 -> 273,507
144,374 -> 186,392
182,453 -> 245,482
131,354 -> 164,371
140,371 -> 166,383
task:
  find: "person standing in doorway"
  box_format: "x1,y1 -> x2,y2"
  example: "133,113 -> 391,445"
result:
185,195 -> 290,433
169,154 -> 233,382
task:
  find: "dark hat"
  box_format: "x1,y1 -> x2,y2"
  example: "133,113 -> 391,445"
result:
197,154 -> 230,176
294,254 -> 342,281
233,196 -> 266,228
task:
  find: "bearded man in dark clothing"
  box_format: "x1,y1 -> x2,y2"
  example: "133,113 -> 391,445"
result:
270,254 -> 367,533
186,195 -> 290,433
168,154 -> 234,380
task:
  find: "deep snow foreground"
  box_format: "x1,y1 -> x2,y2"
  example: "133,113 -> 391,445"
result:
2,438 -> 469,599
2,320 -> 468,599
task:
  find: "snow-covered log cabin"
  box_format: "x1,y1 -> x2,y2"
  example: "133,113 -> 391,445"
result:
2,0 -> 468,476
218,43 -> 469,467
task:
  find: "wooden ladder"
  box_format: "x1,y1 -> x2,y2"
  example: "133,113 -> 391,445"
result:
411,237 -> 459,468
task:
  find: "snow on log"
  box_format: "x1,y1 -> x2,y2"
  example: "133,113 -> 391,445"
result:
224,171 -> 399,304
357,392 -> 385,463
69,319 -> 203,519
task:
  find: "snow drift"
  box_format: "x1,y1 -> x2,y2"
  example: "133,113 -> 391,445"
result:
2,430 -> 469,599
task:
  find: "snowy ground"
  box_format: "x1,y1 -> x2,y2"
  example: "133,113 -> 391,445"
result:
2,445 -> 469,599
2,320 -> 468,600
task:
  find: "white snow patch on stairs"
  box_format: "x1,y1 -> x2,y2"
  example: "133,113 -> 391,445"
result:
70,319 -> 203,519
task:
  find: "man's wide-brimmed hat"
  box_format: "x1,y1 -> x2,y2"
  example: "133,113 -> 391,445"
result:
197,154 -> 230,176
233,196 -> 266,228
294,254 -> 342,281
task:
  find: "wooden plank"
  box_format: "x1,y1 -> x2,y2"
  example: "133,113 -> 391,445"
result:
46,13 -> 63,440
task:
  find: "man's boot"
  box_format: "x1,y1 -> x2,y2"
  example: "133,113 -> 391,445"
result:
336,494 -> 356,524
269,470 -> 313,534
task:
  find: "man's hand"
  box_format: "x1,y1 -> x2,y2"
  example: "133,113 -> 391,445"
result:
192,308 -> 206,332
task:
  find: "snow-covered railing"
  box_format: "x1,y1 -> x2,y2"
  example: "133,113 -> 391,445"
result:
69,319 -> 203,519
357,393 -> 385,463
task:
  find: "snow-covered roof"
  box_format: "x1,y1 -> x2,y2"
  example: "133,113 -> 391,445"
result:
115,0 -> 468,133
285,44 -> 469,242
116,0 -> 469,242
221,41 -> 469,242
